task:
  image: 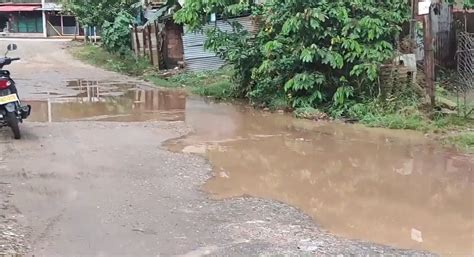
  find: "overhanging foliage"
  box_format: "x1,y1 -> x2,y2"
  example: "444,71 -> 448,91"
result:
175,0 -> 410,109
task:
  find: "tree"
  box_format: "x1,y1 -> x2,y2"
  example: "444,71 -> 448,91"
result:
448,0 -> 474,9
102,11 -> 134,54
62,0 -> 141,53
174,0 -> 410,109
173,0 -> 251,31
62,0 -> 139,27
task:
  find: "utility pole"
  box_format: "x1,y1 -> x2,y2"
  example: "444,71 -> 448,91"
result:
423,1 -> 436,108
41,0 -> 47,38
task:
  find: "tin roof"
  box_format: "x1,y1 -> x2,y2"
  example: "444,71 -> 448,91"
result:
0,5 -> 40,12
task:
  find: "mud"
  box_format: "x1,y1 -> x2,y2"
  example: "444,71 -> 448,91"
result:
166,99 -> 474,256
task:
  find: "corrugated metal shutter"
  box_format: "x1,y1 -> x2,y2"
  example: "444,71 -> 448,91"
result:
183,16 -> 257,72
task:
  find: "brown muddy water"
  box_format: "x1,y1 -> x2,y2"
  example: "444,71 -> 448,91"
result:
25,81 -> 474,256
24,80 -> 186,122
166,100 -> 474,256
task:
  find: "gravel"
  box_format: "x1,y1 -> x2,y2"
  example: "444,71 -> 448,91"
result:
0,122 -> 437,256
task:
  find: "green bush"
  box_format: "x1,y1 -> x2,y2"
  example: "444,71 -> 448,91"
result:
269,95 -> 290,110
102,11 -> 134,55
180,0 -> 409,109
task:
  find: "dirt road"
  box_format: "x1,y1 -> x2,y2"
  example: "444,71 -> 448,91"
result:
0,40 -> 440,256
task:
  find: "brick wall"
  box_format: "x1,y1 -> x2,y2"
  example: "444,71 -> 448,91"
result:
163,20 -> 184,68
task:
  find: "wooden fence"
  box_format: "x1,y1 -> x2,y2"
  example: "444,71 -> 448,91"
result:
131,22 -> 163,68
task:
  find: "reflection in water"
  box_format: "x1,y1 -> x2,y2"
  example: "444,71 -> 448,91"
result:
166,99 -> 474,256
25,81 -> 186,122
23,81 -> 474,255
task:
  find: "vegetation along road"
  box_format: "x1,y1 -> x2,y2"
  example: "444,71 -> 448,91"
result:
0,0 -> 473,256
0,37 -> 472,257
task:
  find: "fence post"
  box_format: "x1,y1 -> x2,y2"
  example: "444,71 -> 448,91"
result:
423,4 -> 436,108
142,26 -> 147,57
74,20 -> 78,40
154,21 -> 161,69
147,25 -> 153,65
409,0 -> 417,52
133,24 -> 140,56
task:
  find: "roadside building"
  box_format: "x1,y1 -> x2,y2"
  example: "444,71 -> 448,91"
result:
0,0 -> 80,38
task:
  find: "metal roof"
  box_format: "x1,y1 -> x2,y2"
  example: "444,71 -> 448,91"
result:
37,3 -> 62,11
0,5 -> 40,12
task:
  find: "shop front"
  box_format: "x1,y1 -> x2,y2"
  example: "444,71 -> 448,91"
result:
0,4 -> 43,37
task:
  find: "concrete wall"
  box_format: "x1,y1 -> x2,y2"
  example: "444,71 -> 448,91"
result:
0,32 -> 43,38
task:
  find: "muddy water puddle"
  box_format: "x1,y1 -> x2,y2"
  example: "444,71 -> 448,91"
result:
165,99 -> 474,256
24,80 -> 186,122
20,80 -> 474,255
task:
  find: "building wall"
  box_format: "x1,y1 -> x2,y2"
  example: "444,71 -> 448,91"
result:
0,32 -> 43,38
0,1 -> 78,38
182,16 -> 259,72
46,13 -> 78,36
2,11 -> 43,33
163,19 -> 184,68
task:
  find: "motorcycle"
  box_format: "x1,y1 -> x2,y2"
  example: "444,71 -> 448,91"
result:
0,44 -> 30,139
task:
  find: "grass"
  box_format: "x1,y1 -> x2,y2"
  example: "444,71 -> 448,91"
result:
268,96 -> 290,111
71,44 -> 474,152
294,107 -> 327,120
72,44 -> 236,99
190,80 -> 235,100
360,113 -> 429,131
444,132 -> 474,153
144,75 -> 180,88
344,96 -> 474,152
71,44 -> 151,77
147,68 -> 236,100
347,94 -> 473,132
361,112 -> 473,133
348,100 -> 427,131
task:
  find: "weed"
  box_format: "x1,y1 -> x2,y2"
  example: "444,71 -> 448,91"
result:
294,107 -> 327,120
73,44 -> 237,99
71,45 -> 474,153
191,81 -> 234,100
144,75 -> 180,88
168,67 -> 233,87
268,96 -> 290,111
158,67 -> 236,99
71,44 -> 150,76
360,113 -> 428,131
444,132 -> 474,153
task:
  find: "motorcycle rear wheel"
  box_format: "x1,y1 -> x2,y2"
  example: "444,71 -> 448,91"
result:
6,111 -> 20,139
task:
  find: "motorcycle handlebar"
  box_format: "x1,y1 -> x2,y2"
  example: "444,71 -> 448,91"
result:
10,58 -> 20,61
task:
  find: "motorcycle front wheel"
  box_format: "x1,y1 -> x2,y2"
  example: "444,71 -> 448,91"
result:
6,111 -> 20,139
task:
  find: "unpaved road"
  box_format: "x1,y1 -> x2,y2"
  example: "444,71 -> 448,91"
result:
0,40 -> 438,256
1,39 -> 138,98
